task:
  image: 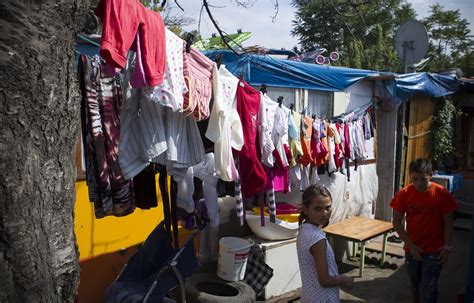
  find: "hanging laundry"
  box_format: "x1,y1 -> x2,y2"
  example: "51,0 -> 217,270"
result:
300,115 -> 314,166
205,65 -> 243,182
258,94 -> 278,167
143,28 -> 188,112
235,81 -> 267,198
133,165 -> 158,209
193,153 -> 220,227
272,104 -> 291,167
80,55 -> 135,218
118,54 -> 167,179
119,54 -> 205,179
95,0 -> 166,86
289,111 -> 303,166
152,106 -> 206,170
182,47 -> 214,121
270,104 -> 291,193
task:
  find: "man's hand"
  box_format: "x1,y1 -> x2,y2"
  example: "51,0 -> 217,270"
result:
437,246 -> 451,264
408,243 -> 423,260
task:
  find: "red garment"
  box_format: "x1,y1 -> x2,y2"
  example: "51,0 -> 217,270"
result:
95,0 -> 166,86
235,81 -> 267,198
343,123 -> 351,158
390,183 -> 458,254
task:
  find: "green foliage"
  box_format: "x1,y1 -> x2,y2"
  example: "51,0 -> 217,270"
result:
291,0 -> 416,71
291,1 -> 472,75
430,97 -> 462,169
422,4 -> 473,76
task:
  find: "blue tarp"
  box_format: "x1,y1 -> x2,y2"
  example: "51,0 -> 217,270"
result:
205,50 -> 378,92
384,72 -> 463,102
204,50 -> 472,101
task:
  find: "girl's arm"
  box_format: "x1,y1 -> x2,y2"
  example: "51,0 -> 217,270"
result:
310,239 -> 352,288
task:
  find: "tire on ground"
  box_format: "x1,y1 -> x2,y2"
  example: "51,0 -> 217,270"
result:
185,273 -> 255,303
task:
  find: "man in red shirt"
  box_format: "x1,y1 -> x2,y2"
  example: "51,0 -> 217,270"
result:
390,158 -> 458,303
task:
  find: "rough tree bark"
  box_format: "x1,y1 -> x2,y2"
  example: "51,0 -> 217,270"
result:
0,0 -> 87,302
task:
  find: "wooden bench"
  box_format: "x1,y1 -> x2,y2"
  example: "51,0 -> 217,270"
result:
323,216 -> 394,277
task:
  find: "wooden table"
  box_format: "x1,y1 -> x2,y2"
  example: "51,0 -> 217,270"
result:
323,216 -> 394,277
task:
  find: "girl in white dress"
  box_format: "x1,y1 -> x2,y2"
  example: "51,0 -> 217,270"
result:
296,185 -> 354,303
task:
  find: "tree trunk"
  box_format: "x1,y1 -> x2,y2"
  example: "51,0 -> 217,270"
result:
0,0 -> 87,301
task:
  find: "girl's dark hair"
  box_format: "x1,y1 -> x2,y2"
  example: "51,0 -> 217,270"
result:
299,185 -> 332,225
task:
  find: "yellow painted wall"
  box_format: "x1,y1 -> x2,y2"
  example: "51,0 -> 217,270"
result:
74,178 -> 165,302
74,177 -> 196,302
74,180 -> 164,261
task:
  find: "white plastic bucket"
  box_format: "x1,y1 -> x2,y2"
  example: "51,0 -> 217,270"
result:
217,237 -> 253,281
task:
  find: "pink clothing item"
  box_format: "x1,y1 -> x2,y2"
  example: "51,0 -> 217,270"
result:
129,34 -> 147,88
273,165 -> 289,193
182,47 -> 214,121
270,148 -> 290,193
95,0 -> 166,86
235,81 -> 267,198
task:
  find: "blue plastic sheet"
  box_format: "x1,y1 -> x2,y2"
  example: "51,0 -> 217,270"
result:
205,50 -> 377,92
384,72 -> 462,102
204,50 -> 472,101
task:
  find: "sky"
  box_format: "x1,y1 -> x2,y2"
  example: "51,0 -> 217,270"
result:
171,0 -> 473,50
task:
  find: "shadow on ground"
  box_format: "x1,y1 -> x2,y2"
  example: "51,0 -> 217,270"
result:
339,228 -> 470,302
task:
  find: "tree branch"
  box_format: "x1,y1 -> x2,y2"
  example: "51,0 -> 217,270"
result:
270,0 -> 279,23
202,0 -> 241,56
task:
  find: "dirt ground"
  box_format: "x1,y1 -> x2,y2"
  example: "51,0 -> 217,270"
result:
336,227 -> 471,302
286,225 -> 470,303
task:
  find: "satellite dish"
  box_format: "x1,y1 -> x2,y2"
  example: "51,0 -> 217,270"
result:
395,20 -> 429,70
315,55 -> 326,65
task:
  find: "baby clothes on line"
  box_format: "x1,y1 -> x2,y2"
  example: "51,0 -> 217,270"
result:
143,28 -> 188,112
205,65 -> 243,182
182,47 -> 214,121
258,94 -> 278,167
272,104 -> 290,167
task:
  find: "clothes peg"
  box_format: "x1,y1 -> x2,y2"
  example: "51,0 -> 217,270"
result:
215,53 -> 223,68
289,103 -> 294,111
277,96 -> 283,107
259,84 -> 267,94
185,33 -> 195,53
